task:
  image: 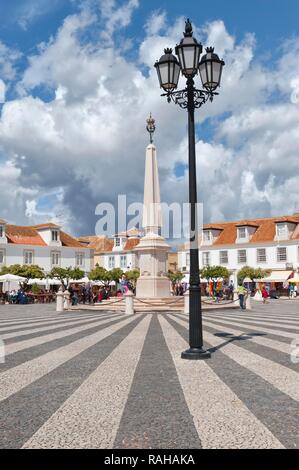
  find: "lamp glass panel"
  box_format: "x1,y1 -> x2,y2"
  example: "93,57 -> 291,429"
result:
177,48 -> 185,70
199,62 -> 207,86
212,61 -> 221,86
183,46 -> 196,73
159,63 -> 170,87
207,61 -> 213,84
194,46 -> 201,68
173,63 -> 180,87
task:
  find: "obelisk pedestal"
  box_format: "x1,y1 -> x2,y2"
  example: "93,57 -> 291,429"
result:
135,231 -> 170,298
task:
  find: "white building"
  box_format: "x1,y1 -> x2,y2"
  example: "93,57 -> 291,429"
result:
178,214 -> 299,284
0,220 -> 94,274
79,228 -> 142,271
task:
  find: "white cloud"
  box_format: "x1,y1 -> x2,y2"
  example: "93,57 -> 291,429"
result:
0,80 -> 5,103
16,0 -> 62,30
0,41 -> 21,81
0,5 -> 299,237
144,10 -> 166,36
98,0 -> 139,45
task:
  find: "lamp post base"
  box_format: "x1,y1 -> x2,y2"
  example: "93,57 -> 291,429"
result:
181,347 -> 211,360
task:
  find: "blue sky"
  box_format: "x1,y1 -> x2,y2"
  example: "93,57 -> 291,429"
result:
0,0 -> 299,236
1,1 -> 298,58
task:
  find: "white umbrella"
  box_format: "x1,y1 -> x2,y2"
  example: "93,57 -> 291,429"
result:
28,278 -> 47,286
0,274 -> 26,291
28,279 -> 62,290
69,276 -> 90,283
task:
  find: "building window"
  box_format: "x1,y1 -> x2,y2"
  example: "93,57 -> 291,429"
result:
51,251 -> 61,267
115,238 -> 120,247
219,251 -> 228,264
76,252 -> 85,267
108,256 -> 115,269
238,249 -> 247,264
203,231 -> 211,242
0,226 -> 3,238
24,250 -> 34,265
52,230 -> 59,242
276,224 -> 287,239
202,252 -> 210,266
186,253 -> 190,267
277,247 -> 287,262
0,249 -> 5,265
256,248 -> 267,263
238,227 -> 247,239
120,255 -> 127,269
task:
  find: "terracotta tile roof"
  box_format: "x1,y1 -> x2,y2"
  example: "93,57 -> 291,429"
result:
78,236 -> 114,252
4,224 -> 87,248
60,231 -> 86,248
5,225 -> 47,246
204,214 -> 299,246
203,224 -> 225,231
32,223 -> 60,229
124,238 -> 140,251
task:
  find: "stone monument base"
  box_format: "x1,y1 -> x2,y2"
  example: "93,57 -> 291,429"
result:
136,276 -> 171,298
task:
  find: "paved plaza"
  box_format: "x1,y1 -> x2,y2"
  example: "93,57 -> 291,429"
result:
0,300 -> 298,449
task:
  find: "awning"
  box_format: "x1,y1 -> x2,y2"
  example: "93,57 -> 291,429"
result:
255,270 -> 294,283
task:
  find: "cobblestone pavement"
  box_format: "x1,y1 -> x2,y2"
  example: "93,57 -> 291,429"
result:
0,300 -> 298,449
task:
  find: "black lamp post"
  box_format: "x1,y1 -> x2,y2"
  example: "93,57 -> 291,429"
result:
154,19 -> 224,360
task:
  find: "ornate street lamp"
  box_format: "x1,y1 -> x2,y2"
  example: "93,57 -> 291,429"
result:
154,19 -> 224,360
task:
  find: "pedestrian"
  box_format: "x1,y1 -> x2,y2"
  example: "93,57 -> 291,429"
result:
288,283 -> 294,300
237,284 -> 247,310
261,286 -> 269,304
229,280 -> 234,301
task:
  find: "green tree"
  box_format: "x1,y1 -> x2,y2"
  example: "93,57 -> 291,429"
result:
109,268 -> 124,287
237,266 -> 271,285
125,269 -> 140,288
167,270 -> 184,290
200,266 -> 230,281
48,267 -> 84,288
89,266 -> 111,286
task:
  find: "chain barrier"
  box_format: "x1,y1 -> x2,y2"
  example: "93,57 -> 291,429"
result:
202,297 -> 241,305
134,297 -> 184,307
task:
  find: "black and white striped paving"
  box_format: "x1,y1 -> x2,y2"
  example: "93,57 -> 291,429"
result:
0,301 -> 298,449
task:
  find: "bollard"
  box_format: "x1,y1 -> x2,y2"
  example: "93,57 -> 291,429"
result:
64,289 -> 71,310
125,291 -> 134,315
184,290 -> 189,314
56,286 -> 64,312
245,294 -> 252,310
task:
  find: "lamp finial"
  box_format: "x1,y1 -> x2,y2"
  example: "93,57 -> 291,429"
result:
184,18 -> 193,37
146,113 -> 155,144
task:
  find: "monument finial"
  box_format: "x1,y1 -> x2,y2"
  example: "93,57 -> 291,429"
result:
146,113 -> 155,144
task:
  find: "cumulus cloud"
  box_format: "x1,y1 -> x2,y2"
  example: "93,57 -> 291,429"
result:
0,2 -> 298,238
0,41 -> 21,82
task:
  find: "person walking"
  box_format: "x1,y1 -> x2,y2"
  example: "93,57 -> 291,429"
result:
288,283 -> 294,300
237,284 -> 247,310
261,286 -> 269,304
229,280 -> 234,301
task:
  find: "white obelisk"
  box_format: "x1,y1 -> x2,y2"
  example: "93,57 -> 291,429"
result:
134,114 -> 171,298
